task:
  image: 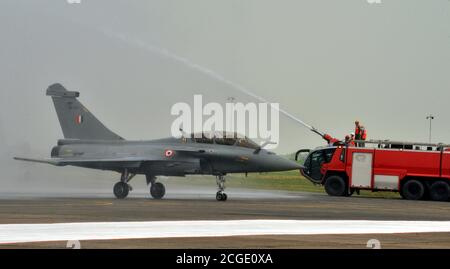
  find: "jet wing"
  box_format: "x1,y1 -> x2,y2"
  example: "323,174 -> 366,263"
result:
13,156 -> 151,167
14,157 -> 62,166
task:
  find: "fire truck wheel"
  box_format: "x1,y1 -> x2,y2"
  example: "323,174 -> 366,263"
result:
430,181 -> 450,202
399,189 -> 406,199
324,176 -> 347,197
401,179 -> 425,200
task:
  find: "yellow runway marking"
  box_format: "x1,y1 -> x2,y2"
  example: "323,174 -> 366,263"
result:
94,202 -> 113,206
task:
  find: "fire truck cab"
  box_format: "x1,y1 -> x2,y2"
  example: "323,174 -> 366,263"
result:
296,140 -> 450,202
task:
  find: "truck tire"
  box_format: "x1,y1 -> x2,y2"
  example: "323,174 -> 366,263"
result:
324,176 -> 347,197
401,179 -> 425,200
430,181 -> 450,202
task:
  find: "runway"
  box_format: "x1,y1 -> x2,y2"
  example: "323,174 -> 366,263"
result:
0,188 -> 450,248
2,220 -> 450,244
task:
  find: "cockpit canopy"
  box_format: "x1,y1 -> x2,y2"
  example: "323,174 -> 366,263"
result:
185,131 -> 260,149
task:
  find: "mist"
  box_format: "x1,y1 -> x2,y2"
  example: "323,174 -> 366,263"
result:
0,0 -> 449,195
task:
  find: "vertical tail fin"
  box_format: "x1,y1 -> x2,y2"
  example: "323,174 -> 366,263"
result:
46,83 -> 123,140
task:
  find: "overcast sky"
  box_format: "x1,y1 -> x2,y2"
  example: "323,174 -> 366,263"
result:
1,0 -> 449,158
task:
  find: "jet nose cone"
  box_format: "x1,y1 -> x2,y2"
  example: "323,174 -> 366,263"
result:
269,155 -> 302,171
280,158 -> 302,171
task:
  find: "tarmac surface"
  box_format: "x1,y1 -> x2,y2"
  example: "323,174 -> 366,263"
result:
0,188 -> 449,248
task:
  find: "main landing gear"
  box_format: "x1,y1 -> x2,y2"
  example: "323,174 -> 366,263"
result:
113,169 -> 135,199
113,170 -> 166,200
146,175 -> 166,200
216,175 -> 228,201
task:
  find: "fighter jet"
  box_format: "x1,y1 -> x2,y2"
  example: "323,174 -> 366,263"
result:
14,84 -> 301,201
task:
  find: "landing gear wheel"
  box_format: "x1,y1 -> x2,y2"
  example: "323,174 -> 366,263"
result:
113,182 -> 129,199
430,181 -> 450,202
215,175 -> 228,201
216,192 -> 227,201
324,176 -> 346,197
150,182 -> 166,200
401,179 -> 425,200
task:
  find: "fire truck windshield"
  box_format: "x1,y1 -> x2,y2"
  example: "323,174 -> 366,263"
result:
303,147 -> 337,183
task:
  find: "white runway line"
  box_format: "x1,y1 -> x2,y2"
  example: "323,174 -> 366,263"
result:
1,220 -> 450,244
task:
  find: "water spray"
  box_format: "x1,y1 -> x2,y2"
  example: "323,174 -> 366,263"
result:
99,28 -> 325,138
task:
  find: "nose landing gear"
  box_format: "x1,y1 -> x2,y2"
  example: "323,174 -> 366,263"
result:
216,175 -> 228,201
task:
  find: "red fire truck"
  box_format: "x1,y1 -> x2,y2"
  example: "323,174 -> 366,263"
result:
295,140 -> 450,202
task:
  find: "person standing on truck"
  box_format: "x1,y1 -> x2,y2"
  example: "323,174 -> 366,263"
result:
354,121 -> 367,147
322,133 -> 341,146
345,135 -> 356,147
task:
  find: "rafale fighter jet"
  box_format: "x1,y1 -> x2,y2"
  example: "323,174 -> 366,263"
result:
14,84 -> 301,201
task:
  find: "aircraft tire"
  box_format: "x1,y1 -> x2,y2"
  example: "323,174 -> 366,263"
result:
113,182 -> 129,199
216,192 -> 227,201
430,181 -> 450,202
401,179 -> 425,200
150,182 -> 166,200
324,175 -> 346,197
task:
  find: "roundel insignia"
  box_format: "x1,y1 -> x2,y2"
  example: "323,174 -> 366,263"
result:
164,149 -> 174,158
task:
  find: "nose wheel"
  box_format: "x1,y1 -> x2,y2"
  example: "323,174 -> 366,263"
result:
216,192 -> 227,201
216,175 -> 228,201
